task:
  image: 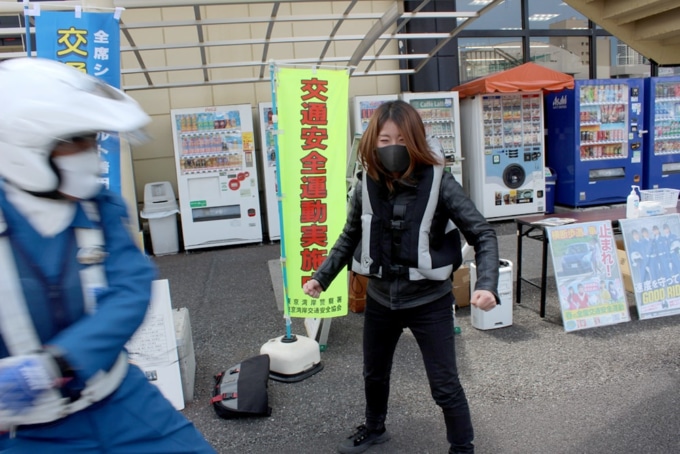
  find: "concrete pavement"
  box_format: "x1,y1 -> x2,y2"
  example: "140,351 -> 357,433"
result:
151,221 -> 680,453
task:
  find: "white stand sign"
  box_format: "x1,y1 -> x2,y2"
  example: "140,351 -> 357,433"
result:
126,279 -> 185,410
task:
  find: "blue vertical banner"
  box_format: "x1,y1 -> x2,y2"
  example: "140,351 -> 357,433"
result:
35,11 -> 123,194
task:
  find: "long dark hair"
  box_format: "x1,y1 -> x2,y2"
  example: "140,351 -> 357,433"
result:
358,100 -> 442,191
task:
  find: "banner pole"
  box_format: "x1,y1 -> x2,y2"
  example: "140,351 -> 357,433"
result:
270,62 -> 293,340
23,0 -> 31,56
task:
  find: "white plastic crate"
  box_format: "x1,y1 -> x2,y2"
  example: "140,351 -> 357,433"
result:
173,308 -> 196,402
640,188 -> 679,209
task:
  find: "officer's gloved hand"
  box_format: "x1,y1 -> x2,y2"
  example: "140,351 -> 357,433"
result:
0,353 -> 60,415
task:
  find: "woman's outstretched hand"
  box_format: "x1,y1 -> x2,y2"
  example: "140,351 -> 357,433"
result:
303,279 -> 323,298
470,289 -> 497,311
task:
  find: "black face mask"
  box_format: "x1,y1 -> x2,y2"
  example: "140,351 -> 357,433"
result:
377,144 -> 410,174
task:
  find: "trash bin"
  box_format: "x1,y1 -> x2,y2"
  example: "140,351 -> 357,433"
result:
545,167 -> 557,214
470,259 -> 513,330
140,181 -> 180,256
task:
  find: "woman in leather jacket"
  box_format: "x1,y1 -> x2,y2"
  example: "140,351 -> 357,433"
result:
303,100 -> 500,454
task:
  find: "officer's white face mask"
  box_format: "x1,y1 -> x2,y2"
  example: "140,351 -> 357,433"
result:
52,149 -> 103,200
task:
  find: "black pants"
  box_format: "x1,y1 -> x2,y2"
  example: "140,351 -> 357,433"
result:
363,292 -> 474,453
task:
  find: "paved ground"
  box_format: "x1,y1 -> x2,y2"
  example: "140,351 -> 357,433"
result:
150,220 -> 680,454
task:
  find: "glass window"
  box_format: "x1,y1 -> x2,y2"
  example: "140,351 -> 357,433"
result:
0,14 -> 29,54
597,37 -> 650,79
458,0 -> 521,31
527,0 -> 587,30
658,65 -> 680,77
595,36 -> 613,79
530,36 -> 589,79
458,37 -> 524,84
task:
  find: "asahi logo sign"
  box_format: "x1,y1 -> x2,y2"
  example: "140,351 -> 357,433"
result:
552,94 -> 568,109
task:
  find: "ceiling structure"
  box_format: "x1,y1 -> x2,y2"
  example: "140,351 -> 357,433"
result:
564,0 -> 680,66
113,0 -> 505,91
1,0 -> 678,92
0,0 -> 506,91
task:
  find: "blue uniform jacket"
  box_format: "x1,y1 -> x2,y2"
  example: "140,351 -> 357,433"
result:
0,184 -> 157,381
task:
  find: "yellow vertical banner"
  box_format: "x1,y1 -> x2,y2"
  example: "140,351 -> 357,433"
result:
277,67 -> 349,318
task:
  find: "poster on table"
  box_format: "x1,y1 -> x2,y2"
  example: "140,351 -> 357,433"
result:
619,213 -> 680,320
35,11 -> 124,194
547,220 -> 630,332
275,67 -> 349,318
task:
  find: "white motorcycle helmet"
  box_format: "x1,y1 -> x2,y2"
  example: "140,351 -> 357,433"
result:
0,57 -> 150,194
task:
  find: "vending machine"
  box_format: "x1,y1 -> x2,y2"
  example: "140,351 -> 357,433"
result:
459,92 -> 546,219
545,79 -> 645,207
258,102 -> 280,241
402,92 -> 464,185
643,76 -> 680,190
170,104 -> 262,250
351,94 -> 399,135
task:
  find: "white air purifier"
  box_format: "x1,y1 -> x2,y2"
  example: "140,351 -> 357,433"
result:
260,334 -> 323,383
471,259 -> 513,330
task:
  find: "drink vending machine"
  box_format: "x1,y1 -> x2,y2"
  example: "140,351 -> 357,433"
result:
545,79 -> 645,207
402,92 -> 464,185
257,102 -> 280,241
170,104 -> 262,250
351,94 -> 399,135
643,76 -> 680,190
459,92 -> 546,219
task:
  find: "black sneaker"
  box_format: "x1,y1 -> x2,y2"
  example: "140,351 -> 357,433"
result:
337,424 -> 390,454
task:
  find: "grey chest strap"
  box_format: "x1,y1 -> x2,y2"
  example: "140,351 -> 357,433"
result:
75,201 -> 109,315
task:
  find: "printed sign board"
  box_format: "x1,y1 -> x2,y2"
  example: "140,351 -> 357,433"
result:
547,221 -> 631,332
620,214 -> 680,320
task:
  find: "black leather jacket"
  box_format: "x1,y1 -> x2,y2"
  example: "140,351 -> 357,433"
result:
312,170 -> 500,310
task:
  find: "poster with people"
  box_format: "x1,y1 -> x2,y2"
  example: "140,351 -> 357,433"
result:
547,220 -> 631,332
619,213 -> 680,320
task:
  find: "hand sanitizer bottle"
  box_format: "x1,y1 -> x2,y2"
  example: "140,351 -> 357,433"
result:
626,185 -> 640,219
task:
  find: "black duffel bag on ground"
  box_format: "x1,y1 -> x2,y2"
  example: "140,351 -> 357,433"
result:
211,354 -> 272,419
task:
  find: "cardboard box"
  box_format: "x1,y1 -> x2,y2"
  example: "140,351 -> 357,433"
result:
453,265 -> 471,307
348,272 -> 367,313
616,239 -> 634,293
